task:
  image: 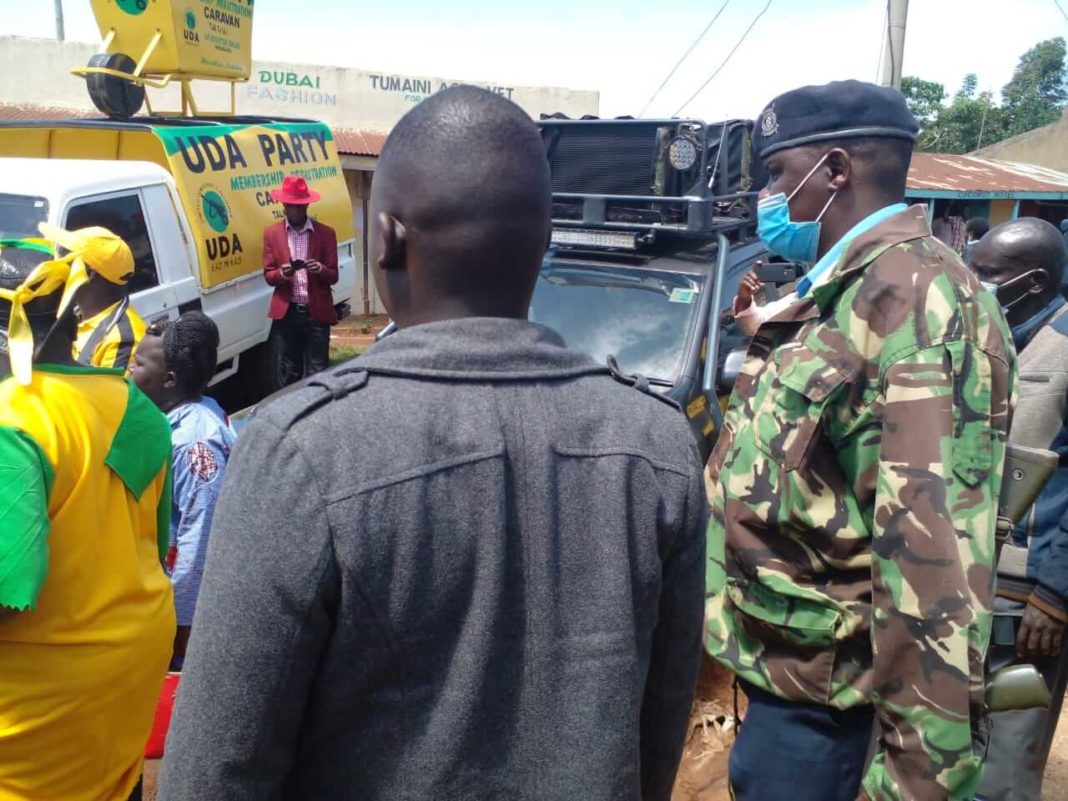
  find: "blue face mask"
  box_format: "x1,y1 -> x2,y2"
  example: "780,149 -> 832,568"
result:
981,270 -> 1047,316
756,152 -> 838,264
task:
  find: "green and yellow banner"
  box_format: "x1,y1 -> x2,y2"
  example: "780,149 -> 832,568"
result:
153,122 -> 354,290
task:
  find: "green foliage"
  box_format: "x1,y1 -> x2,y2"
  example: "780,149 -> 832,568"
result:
902,77 -> 944,126
329,345 -> 363,366
904,38 -> 1066,153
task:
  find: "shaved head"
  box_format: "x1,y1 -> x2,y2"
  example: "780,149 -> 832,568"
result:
970,217 -> 1066,326
370,85 -> 552,327
972,217 -> 1065,285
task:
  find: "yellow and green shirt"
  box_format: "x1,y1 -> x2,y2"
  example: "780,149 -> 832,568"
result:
74,298 -> 147,373
0,364 -> 175,801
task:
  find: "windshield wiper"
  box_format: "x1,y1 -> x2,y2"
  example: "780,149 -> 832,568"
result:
604,352 -> 675,388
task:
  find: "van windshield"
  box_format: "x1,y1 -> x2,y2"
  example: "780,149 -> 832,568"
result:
529,261 -> 700,385
0,194 -> 49,240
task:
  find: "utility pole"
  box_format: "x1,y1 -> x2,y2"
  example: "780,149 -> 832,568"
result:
54,0 -> 65,41
877,0 -> 909,89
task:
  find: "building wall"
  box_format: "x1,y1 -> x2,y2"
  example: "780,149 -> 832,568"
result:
342,167 -> 386,316
0,36 -> 600,126
973,109 -> 1068,173
989,199 -> 1017,226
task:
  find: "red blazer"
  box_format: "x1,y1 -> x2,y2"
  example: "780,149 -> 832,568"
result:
262,219 -> 340,325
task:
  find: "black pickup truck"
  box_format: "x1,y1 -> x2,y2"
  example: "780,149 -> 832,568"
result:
530,116 -> 790,462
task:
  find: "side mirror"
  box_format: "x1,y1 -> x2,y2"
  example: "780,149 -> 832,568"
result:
375,321 -> 397,341
717,348 -> 747,394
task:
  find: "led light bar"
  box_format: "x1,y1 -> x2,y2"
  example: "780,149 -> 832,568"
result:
551,228 -> 637,250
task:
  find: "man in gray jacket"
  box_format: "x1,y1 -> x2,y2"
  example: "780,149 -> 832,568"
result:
972,218 -> 1068,800
159,86 -> 707,801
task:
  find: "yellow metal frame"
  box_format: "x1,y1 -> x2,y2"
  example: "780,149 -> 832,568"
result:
69,27 -> 244,117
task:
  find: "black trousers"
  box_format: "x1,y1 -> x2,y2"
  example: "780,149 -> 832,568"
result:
278,305 -> 330,384
729,682 -> 875,801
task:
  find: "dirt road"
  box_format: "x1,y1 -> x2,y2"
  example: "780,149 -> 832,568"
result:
1046,710 -> 1068,801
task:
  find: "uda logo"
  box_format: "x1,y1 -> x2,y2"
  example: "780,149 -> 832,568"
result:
196,186 -> 244,263
198,187 -> 230,234
183,7 -> 200,41
116,0 -> 148,15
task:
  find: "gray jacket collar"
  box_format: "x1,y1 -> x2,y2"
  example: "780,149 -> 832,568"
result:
353,317 -> 607,381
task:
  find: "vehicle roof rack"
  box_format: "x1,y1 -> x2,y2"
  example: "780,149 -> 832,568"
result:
538,116 -> 763,248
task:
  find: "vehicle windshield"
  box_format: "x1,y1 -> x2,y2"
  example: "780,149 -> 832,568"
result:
0,194 -> 49,240
529,260 -> 701,384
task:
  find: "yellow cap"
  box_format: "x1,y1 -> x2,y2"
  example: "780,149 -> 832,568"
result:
0,242 -> 72,385
37,223 -> 135,315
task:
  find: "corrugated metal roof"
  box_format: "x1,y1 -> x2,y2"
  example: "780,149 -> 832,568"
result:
333,128 -> 385,157
0,103 -> 384,158
908,152 -> 1068,197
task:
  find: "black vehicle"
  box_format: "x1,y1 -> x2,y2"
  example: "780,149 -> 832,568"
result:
530,116 -> 791,462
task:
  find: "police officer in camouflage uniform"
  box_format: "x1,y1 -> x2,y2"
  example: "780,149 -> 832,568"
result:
705,81 -> 1018,801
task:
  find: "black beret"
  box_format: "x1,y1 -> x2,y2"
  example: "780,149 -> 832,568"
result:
754,79 -> 919,160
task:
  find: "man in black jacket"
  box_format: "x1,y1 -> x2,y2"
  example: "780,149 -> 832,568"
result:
159,86 -> 707,801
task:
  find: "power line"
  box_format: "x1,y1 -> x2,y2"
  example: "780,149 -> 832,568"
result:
1054,0 -> 1068,22
673,0 -> 774,117
640,0 -> 731,117
977,93 -> 990,149
874,3 -> 888,82
885,0 -> 896,86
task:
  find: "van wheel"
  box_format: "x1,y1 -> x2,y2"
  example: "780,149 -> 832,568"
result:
86,52 -> 145,118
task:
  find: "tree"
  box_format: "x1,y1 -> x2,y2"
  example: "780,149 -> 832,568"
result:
936,87 -> 1004,153
901,37 -> 1066,153
1003,38 -> 1067,107
1000,37 -> 1067,138
902,75 -> 1002,154
957,73 -> 978,100
901,76 -> 945,150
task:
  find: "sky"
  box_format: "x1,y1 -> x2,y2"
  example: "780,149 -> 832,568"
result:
2,0 -> 1067,119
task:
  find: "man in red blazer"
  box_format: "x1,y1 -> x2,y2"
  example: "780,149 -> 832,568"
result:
263,175 -> 339,384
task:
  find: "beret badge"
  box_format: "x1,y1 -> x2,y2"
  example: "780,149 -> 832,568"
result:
759,105 -> 779,138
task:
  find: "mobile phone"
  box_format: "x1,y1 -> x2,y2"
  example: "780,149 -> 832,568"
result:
291,259 -> 306,271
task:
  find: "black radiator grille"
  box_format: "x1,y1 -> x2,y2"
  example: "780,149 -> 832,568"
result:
542,123 -> 666,196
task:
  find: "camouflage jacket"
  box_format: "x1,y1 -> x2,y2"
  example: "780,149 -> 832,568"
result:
705,206 -> 1017,801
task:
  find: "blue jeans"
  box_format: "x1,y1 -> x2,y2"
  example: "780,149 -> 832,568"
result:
729,682 -> 875,801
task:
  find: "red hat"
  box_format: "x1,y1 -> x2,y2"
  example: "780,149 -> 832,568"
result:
269,175 -> 321,205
